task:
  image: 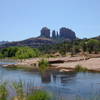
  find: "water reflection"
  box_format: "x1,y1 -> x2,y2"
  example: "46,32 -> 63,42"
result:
41,72 -> 51,83
52,72 -> 77,85
40,71 -> 77,84
0,59 -> 17,65
0,65 -> 100,100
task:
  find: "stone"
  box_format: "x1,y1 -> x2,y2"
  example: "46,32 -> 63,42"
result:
59,27 -> 76,40
52,30 -> 56,39
40,27 -> 50,38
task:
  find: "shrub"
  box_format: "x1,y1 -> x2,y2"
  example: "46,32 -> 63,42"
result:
13,81 -> 25,99
0,82 -> 8,100
39,59 -> 49,72
0,53 -> 3,58
27,90 -> 51,100
75,64 -> 88,72
0,46 -> 40,59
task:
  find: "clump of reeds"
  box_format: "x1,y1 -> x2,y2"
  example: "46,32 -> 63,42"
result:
0,81 -> 51,100
38,59 -> 49,72
27,90 -> 51,100
75,64 -> 88,72
0,82 -> 8,100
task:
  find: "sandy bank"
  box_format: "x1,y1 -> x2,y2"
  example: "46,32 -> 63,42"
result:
52,58 -> 100,72
1,56 -> 100,72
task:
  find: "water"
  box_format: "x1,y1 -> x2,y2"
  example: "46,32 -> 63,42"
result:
0,63 -> 100,100
0,59 -> 17,65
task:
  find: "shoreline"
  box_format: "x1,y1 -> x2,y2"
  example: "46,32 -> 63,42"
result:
1,56 -> 100,72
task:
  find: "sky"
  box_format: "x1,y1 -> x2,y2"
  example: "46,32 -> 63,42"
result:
0,0 -> 100,41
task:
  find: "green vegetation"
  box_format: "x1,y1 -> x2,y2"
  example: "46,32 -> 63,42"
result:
0,82 -> 7,100
0,46 -> 40,59
13,81 -> 25,100
75,64 -> 88,72
39,39 -> 100,56
0,53 -> 3,58
39,59 -> 49,72
27,90 -> 51,100
0,39 -> 100,59
86,39 -> 100,54
0,82 -> 51,100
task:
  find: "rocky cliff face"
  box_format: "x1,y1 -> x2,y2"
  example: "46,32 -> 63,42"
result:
40,27 -> 76,40
40,27 -> 50,38
52,30 -> 56,39
59,27 -> 76,40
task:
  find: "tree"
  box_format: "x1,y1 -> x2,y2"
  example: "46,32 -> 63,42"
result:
0,46 -> 40,59
80,41 -> 87,52
15,47 -> 40,59
87,39 -> 100,53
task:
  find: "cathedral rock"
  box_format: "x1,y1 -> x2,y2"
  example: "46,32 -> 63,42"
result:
40,27 -> 76,40
40,27 -> 50,38
59,27 -> 76,40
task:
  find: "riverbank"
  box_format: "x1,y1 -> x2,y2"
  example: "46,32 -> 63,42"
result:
52,58 -> 100,72
1,54 -> 100,72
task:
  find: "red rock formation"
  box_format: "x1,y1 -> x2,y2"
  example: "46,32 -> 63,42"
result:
40,27 -> 50,38
59,27 -> 76,40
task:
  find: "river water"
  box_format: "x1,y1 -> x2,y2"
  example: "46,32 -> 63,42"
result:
0,63 -> 100,100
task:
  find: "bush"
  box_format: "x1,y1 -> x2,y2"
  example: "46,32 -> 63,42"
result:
0,53 -> 3,58
87,39 -> 100,54
0,46 -> 40,59
27,90 -> 51,100
75,64 -> 88,72
0,82 -> 51,100
0,83 -> 8,100
15,47 -> 38,59
39,59 -> 49,72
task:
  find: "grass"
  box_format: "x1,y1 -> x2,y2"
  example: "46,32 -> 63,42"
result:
13,81 -> 25,100
0,82 -> 8,100
38,59 -> 49,73
0,81 -> 51,100
75,64 -> 88,72
27,90 -> 51,100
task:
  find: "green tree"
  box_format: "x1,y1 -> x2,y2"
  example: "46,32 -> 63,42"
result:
15,47 -> 40,59
80,41 -> 88,52
87,39 -> 100,53
0,46 -> 40,59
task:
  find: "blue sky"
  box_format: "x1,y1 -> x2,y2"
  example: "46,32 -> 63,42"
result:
0,0 -> 100,41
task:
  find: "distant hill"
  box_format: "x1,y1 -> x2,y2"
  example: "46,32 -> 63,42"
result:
92,36 -> 100,40
0,41 -> 8,45
0,37 -> 57,48
0,27 -> 77,48
1,35 -> 100,49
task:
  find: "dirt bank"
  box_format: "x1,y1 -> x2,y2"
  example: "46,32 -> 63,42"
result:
52,58 -> 100,72
1,56 -> 100,72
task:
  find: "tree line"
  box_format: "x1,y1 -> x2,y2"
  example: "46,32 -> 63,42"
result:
39,39 -> 100,56
0,46 -> 40,59
0,39 -> 100,59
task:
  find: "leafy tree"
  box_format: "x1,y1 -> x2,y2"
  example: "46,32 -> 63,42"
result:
1,47 -> 18,57
0,53 -> 3,58
15,47 -> 40,59
73,45 -> 80,54
0,46 -> 40,59
80,41 -> 88,52
87,39 -> 100,53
